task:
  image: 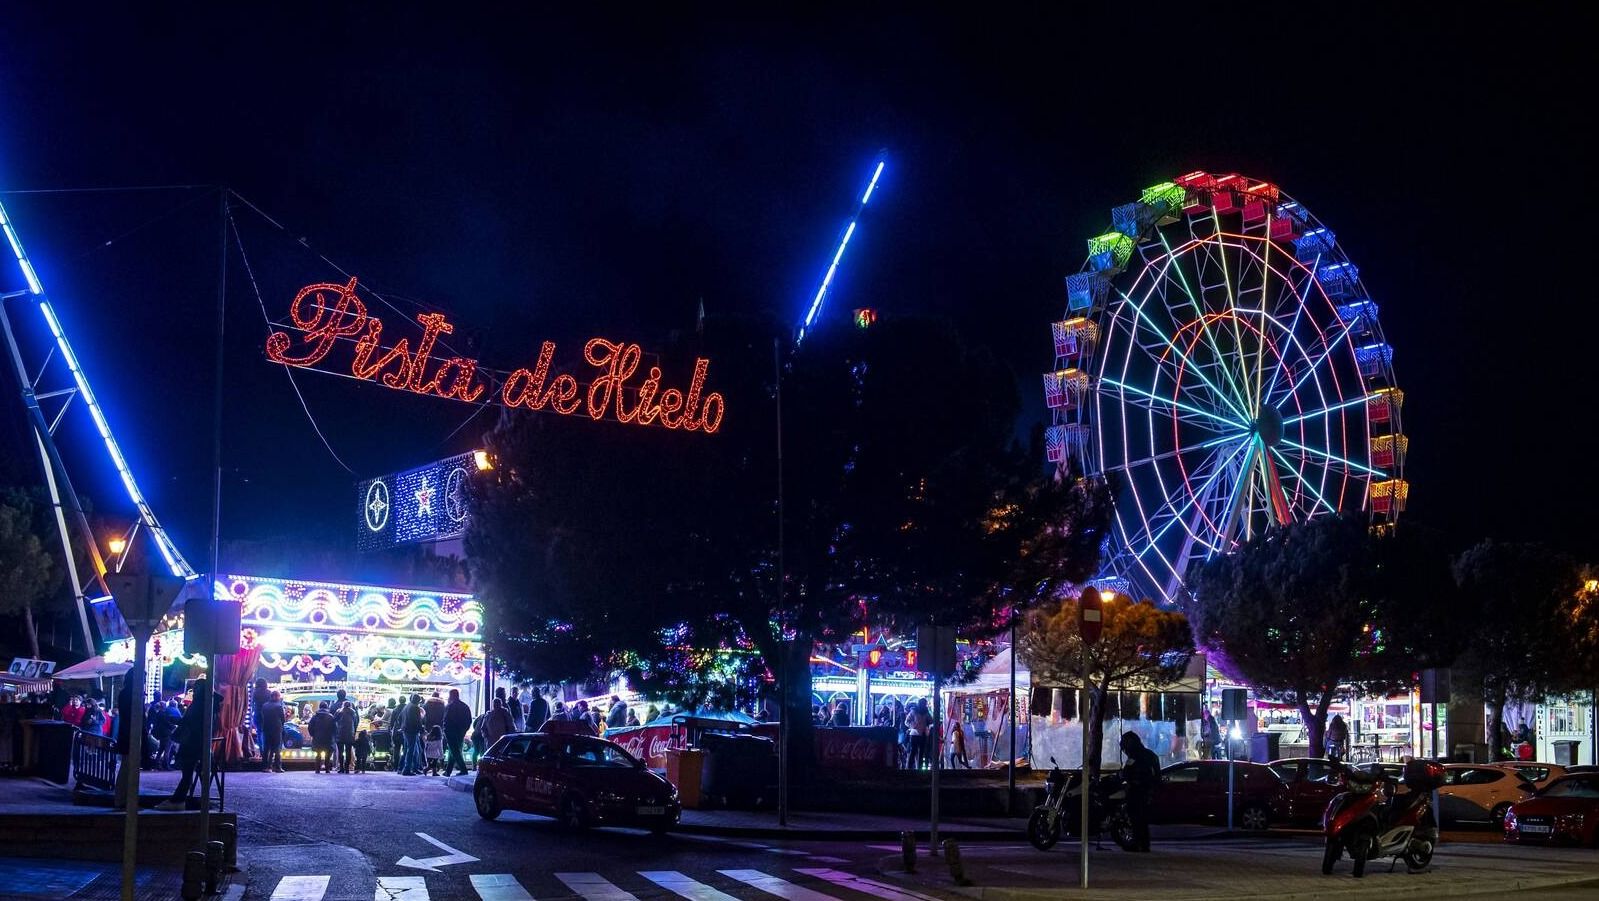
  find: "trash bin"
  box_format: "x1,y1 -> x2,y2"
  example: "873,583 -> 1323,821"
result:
1249,731 -> 1280,764
666,747 -> 706,809
1553,740 -> 1580,766
23,720 -> 75,784
698,732 -> 776,809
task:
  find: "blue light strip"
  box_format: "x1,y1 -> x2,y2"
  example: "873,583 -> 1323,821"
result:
1100,376 -> 1249,431
1278,437 -> 1387,478
796,153 -> 886,346
0,197 -> 196,579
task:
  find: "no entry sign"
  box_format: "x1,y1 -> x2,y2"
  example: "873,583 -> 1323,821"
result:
1078,587 -> 1103,645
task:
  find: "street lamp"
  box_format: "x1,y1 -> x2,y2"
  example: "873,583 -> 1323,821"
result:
473,450 -> 493,471
107,536 -> 127,556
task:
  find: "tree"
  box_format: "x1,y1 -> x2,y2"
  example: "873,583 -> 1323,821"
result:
1186,515 -> 1456,760
1019,595 -> 1194,776
1452,539 -> 1588,754
0,496 -> 54,660
467,314 -> 1111,772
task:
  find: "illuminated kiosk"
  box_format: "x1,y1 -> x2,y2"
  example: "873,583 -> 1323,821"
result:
225,574 -> 483,731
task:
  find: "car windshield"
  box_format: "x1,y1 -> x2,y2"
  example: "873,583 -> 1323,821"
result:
1540,776 -> 1599,799
563,739 -> 638,768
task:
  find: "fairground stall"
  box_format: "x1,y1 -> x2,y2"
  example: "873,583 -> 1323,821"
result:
106,574 -> 484,762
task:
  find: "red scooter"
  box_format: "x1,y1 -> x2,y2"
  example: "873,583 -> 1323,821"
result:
1322,759 -> 1446,878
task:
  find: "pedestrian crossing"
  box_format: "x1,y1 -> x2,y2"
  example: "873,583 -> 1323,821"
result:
259,866 -> 940,901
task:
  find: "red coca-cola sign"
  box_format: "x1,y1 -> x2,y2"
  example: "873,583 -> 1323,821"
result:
814,726 -> 896,770
609,725 -> 675,769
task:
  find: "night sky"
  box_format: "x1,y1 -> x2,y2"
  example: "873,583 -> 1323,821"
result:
1,8 -> 1592,571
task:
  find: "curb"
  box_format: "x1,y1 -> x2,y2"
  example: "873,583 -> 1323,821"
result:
675,823 -> 1023,842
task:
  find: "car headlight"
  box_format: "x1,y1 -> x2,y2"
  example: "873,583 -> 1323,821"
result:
1503,809 -> 1516,830
1556,813 -> 1585,832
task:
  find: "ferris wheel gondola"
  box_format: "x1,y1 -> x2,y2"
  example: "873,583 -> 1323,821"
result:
1046,172 -> 1408,604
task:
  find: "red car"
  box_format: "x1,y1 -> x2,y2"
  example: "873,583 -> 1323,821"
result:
474,732 -> 681,832
1268,757 -> 1344,824
1149,761 -> 1289,830
1503,772 -> 1599,847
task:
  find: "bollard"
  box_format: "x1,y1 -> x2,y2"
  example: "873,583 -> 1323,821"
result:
204,840 -> 225,893
217,820 -> 238,870
943,840 -> 971,886
900,830 -> 916,872
181,850 -> 207,900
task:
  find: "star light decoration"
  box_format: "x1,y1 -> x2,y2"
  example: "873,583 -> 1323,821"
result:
414,476 -> 436,517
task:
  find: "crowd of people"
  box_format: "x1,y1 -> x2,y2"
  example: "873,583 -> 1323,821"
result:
812,696 -> 978,770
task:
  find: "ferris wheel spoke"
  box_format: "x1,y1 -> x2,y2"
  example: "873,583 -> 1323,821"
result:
1153,233 -> 1255,416
1098,377 -> 1248,432
1278,437 -> 1386,478
1206,212 -> 1257,413
1116,286 -> 1253,424
1269,447 -> 1339,516
1124,439 -> 1250,565
1261,254 -> 1319,404
1280,394 -> 1367,426
1270,312 -> 1358,409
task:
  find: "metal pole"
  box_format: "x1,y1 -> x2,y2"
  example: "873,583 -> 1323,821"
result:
198,189 -> 229,843
1080,678 -> 1089,889
774,339 -> 788,828
1007,622 -> 1017,815
120,631 -> 146,901
931,677 -> 941,853
1227,727 -> 1236,832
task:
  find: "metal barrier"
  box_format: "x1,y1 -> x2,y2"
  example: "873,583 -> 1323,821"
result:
71,728 -> 119,792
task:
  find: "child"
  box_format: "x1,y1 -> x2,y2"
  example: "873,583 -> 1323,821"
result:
353,730 -> 371,774
424,725 -> 444,776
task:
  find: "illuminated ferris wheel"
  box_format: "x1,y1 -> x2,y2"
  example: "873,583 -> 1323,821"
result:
1045,172 -> 1408,604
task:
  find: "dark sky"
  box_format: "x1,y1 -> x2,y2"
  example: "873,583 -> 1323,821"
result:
1,7 -> 1592,568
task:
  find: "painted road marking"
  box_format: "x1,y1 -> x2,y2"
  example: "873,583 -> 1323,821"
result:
397,832 -> 479,871
795,868 -> 943,901
470,873 -> 534,900
556,872 -> 639,901
805,856 -> 849,864
270,875 -> 331,901
640,870 -> 742,901
375,875 -> 429,900
717,869 -> 839,901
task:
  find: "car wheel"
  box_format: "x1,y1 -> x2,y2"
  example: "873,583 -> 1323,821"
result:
1490,802 -> 1512,827
1239,803 -> 1270,831
474,781 -> 501,821
560,795 -> 588,830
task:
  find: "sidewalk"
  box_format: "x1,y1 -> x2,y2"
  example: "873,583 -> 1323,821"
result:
871,836 -> 1599,901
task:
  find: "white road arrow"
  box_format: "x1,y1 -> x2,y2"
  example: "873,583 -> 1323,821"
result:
395,832 -> 479,872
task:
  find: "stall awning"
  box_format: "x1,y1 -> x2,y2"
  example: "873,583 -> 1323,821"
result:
1030,653 -> 1207,694
53,656 -> 131,680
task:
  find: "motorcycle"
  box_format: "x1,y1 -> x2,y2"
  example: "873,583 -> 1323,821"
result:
1026,757 -> 1134,851
1322,758 -> 1447,878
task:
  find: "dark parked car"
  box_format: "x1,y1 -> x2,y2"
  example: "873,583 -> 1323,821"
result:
1149,760 -> 1288,830
475,732 -> 681,832
1504,773 -> 1599,847
1268,757 -> 1343,824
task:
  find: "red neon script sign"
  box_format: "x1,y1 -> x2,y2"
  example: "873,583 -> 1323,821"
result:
265,279 -> 725,433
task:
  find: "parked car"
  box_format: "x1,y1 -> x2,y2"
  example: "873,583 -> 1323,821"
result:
1438,764 -> 1535,827
1504,772 -> 1599,847
1149,760 -> 1287,830
475,732 -> 681,832
1268,757 -> 1343,824
1495,762 -> 1566,788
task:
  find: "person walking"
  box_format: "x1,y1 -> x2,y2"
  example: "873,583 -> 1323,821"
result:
525,689 -> 550,733
251,678 -> 271,758
480,697 -> 514,752
1120,731 -> 1161,852
1202,707 -> 1223,760
442,688 -> 472,777
949,715 -> 969,768
389,699 -> 406,771
335,700 -> 358,774
424,692 -> 446,733
261,691 -> 286,773
308,702 -> 336,773
400,694 -> 425,775
606,694 -> 629,730
508,689 -> 525,733
906,702 -> 930,769
1326,713 -> 1350,762
156,680 -> 211,810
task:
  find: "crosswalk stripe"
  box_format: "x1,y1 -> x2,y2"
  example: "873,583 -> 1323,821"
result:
376,875 -> 429,901
271,875 -> 330,901
471,873 -> 534,900
805,857 -> 849,864
717,869 -> 839,901
556,872 -> 638,901
640,870 -> 742,901
795,869 -> 942,901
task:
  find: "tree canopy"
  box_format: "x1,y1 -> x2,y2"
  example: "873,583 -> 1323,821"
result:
1019,593 -> 1194,774
0,494 -> 55,659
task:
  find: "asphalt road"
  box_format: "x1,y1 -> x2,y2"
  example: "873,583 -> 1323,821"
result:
123,769 -> 1597,901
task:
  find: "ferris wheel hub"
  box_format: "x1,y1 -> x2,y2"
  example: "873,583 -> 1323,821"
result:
1252,406 -> 1284,448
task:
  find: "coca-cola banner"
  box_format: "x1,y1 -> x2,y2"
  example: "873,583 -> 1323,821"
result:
814,726 -> 897,770
609,725 -> 675,769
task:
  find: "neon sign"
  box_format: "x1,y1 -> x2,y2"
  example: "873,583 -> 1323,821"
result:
265,279 -> 725,433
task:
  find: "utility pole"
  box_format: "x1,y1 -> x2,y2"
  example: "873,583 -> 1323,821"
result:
774,338 -> 788,828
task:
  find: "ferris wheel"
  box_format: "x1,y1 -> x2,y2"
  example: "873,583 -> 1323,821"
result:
1045,172 -> 1408,604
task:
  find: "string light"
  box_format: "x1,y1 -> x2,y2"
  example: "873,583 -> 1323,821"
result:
266,279 -> 724,432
